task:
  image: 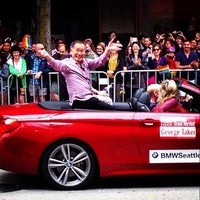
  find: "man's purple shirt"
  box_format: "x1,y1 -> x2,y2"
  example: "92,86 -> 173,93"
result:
47,51 -> 109,105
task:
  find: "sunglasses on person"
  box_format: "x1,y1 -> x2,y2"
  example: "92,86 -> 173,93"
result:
153,48 -> 160,51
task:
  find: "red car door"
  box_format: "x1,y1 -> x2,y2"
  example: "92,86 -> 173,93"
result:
132,112 -> 200,168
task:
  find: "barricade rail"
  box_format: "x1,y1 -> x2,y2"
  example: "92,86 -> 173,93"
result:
0,69 -> 199,105
112,69 -> 200,102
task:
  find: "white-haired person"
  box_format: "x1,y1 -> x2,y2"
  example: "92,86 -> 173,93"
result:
146,83 -> 161,110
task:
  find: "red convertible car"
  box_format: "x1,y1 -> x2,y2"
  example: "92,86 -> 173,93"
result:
0,78 -> 200,190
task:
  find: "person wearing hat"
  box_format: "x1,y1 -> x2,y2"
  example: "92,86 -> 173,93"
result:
157,46 -> 177,79
7,45 -> 27,104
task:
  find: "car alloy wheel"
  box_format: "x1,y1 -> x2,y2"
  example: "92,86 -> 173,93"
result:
42,140 -> 97,190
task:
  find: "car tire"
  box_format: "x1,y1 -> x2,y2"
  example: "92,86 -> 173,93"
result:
41,139 -> 97,190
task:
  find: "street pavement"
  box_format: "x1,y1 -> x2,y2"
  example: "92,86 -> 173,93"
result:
0,169 -> 200,200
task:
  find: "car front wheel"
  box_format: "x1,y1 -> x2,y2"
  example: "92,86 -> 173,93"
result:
41,139 -> 97,190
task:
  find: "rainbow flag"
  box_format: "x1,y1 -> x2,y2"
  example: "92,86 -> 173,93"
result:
23,34 -> 32,49
158,65 -> 170,74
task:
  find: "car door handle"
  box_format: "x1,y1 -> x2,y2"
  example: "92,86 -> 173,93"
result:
140,119 -> 159,126
144,122 -> 154,126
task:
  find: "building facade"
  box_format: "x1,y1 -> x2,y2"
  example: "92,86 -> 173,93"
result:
0,0 -> 199,45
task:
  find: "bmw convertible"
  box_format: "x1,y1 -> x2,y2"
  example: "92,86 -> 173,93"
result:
0,78 -> 200,190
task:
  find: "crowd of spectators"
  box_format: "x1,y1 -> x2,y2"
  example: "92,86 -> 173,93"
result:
0,29 -> 200,105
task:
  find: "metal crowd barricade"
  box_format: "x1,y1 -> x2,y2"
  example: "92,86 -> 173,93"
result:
89,70 -> 110,93
48,71 -> 60,101
26,73 -> 45,103
112,69 -> 200,102
2,69 -> 199,105
7,73 -> 45,105
0,77 -> 3,105
0,77 -> 9,105
7,74 -> 28,105
7,72 -> 54,104
6,72 -> 57,104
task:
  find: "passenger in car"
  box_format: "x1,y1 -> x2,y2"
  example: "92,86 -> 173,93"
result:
152,79 -> 188,113
146,83 -> 161,110
38,39 -> 122,110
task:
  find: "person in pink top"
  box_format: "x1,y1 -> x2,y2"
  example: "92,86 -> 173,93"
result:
152,79 -> 188,113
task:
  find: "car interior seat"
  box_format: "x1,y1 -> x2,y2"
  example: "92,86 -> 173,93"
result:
132,88 -> 145,99
131,89 -> 150,112
137,92 -> 150,108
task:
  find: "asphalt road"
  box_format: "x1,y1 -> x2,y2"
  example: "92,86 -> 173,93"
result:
0,169 -> 199,200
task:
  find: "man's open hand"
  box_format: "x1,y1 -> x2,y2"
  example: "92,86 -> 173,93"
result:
107,38 -> 123,51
